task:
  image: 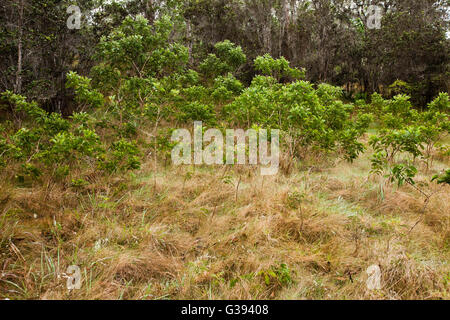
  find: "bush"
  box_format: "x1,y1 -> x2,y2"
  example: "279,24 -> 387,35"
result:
0,90 -> 143,182
254,54 -> 305,82
200,40 -> 246,80
225,78 -> 369,162
179,102 -> 216,124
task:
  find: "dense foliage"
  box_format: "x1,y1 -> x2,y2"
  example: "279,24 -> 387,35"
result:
1,1 -> 448,112
0,8 -> 449,190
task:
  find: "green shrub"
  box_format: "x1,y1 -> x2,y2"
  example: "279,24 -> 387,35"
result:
179,102 -> 216,124
99,139 -> 141,173
432,169 -> 450,185
200,40 -> 246,80
254,54 -> 305,82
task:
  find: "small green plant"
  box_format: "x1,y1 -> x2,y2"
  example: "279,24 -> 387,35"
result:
71,178 -> 89,189
432,169 -> 450,185
388,163 -> 418,187
99,139 -> 141,173
286,191 -> 305,210
259,263 -> 293,288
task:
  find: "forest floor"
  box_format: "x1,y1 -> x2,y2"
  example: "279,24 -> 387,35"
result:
1,133 -> 449,300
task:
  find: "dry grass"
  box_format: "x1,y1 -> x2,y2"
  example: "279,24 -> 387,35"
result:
0,147 -> 449,300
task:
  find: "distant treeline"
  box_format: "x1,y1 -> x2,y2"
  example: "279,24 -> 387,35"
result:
0,0 -> 449,112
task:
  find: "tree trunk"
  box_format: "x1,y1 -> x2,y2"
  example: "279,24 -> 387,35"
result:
15,0 -> 24,94
186,20 -> 193,65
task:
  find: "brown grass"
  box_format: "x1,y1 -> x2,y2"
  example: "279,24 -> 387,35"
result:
0,144 -> 449,300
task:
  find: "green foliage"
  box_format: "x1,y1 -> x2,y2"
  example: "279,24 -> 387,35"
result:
370,149 -> 419,188
200,40 -> 246,80
369,92 -> 386,119
66,72 -> 104,109
286,191 -> 305,210
259,263 -> 293,287
43,129 -> 101,164
99,139 -> 141,173
354,113 -> 374,134
0,91 -> 142,181
369,91 -> 449,182
1,90 -> 47,122
428,93 -> 450,113
388,163 -> 418,187
89,15 -> 191,127
370,127 -> 424,163
1,13 -> 448,193
225,79 -> 368,161
95,15 -> 188,79
71,178 -> 89,189
432,169 -> 450,185
381,95 -> 417,129
178,70 -> 201,87
254,54 -> 305,81
180,85 -> 210,104
211,73 -> 244,103
338,128 -> 366,162
316,83 -> 344,105
178,102 -> 216,124
389,80 -> 413,96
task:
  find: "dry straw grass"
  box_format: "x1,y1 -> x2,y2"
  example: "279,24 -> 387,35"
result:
0,147 -> 449,300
